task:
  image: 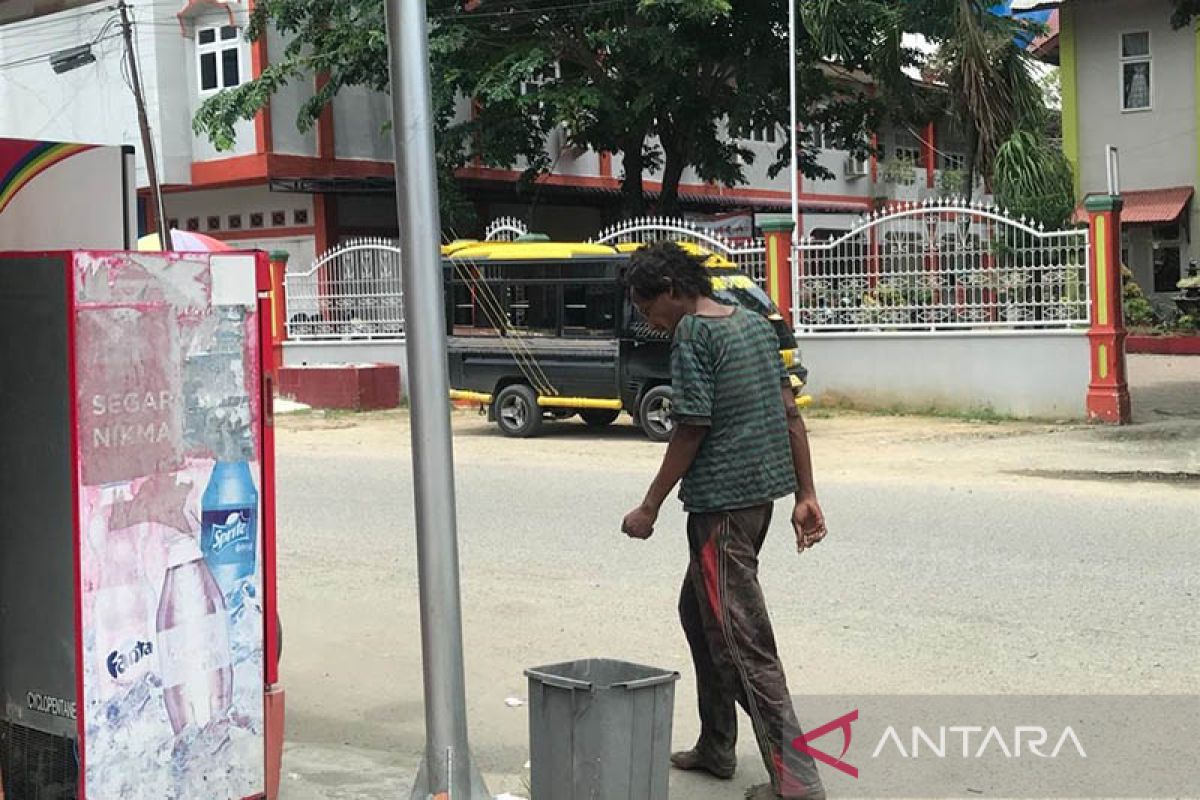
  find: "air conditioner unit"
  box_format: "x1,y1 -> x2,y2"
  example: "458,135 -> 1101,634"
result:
844,156 -> 869,179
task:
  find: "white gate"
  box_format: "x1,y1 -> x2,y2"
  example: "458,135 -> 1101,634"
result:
793,200 -> 1090,331
483,216 -> 528,242
284,237 -> 405,340
591,216 -> 768,286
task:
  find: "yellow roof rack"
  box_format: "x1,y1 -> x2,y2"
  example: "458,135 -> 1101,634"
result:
443,241 -> 620,260
613,240 -> 737,269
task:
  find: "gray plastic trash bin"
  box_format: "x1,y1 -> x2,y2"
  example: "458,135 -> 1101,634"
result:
525,658 -> 680,800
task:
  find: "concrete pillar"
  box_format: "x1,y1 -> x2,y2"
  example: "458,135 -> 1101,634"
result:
761,218 -> 795,325
1084,195 -> 1131,423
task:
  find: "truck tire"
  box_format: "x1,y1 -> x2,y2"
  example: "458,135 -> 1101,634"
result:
580,409 -> 620,427
494,384 -> 543,437
638,385 -> 674,442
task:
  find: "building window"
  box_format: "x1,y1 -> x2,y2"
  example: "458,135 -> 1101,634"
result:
227,213 -> 243,230
249,212 -> 264,229
941,152 -> 966,171
737,124 -> 778,144
186,217 -> 200,231
293,209 -> 309,225
198,25 -> 243,93
272,210 -> 287,227
1120,31 -> 1151,111
520,62 -> 561,96
1152,223 -> 1182,292
207,216 -> 221,231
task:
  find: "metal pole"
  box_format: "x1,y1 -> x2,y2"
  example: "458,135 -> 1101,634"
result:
1106,145 -> 1120,196
788,0 -> 799,234
116,0 -> 171,251
382,1 -> 488,797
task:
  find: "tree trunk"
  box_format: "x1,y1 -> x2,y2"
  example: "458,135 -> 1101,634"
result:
961,125 -> 979,202
619,134 -> 648,217
657,145 -> 687,217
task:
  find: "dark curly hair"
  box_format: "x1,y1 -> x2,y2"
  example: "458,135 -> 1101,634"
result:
625,241 -> 713,301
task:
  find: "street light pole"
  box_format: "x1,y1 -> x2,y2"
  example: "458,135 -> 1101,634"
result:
116,0 -> 171,250
382,0 -> 489,797
788,0 -> 799,234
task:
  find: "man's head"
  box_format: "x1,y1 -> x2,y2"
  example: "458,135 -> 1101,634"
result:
626,241 -> 713,333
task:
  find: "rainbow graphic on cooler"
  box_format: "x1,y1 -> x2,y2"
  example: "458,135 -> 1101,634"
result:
0,139 -> 96,214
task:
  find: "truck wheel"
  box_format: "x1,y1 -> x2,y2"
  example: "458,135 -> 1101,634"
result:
638,385 -> 674,442
581,409 -> 620,427
495,384 -> 543,437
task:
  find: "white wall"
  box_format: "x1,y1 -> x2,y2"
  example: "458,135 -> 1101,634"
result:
266,25 -> 317,157
0,3 -> 147,172
163,185 -> 312,236
797,330 -> 1091,419
332,85 -> 390,161
1074,0 -> 1196,197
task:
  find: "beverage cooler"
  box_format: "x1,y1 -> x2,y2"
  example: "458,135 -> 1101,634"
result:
0,250 -> 281,799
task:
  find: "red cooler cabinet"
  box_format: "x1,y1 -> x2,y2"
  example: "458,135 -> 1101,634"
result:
0,250 -> 280,799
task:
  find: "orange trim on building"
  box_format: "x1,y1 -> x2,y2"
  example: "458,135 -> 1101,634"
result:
191,154 -> 394,187
313,194 -> 333,255
599,151 -> 612,178
248,0 -> 273,155
455,165 -> 872,207
316,73 -> 335,160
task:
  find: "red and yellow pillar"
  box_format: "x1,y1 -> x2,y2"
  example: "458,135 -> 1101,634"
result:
268,250 -> 289,370
1084,195 -> 1131,423
761,219 -> 795,325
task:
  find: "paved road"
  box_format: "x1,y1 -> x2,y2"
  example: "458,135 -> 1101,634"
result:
273,410 -> 1197,799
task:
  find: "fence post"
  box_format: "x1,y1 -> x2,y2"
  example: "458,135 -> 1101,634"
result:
761,219 -> 795,325
269,250 -> 290,370
1084,195 -> 1131,423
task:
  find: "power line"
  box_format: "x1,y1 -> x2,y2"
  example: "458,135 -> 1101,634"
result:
0,30 -> 121,71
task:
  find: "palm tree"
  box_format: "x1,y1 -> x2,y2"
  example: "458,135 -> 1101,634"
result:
932,0 -> 1044,199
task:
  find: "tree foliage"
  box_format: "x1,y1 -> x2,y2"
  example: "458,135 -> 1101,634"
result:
194,0 -> 907,228
992,129 -> 1074,229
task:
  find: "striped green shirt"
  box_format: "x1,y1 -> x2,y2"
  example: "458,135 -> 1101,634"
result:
671,307 -> 796,513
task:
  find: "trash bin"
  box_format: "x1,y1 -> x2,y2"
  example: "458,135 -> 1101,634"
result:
525,658 -> 680,800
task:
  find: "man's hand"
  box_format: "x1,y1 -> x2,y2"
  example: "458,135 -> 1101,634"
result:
622,503 -> 658,540
792,495 -> 827,553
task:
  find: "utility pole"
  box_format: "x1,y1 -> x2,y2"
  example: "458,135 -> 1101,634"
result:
383,0 -> 489,798
116,0 -> 171,250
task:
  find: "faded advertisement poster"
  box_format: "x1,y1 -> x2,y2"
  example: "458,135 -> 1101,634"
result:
73,252 -> 264,799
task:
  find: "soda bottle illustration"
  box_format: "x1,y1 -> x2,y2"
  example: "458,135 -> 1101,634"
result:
156,533 -> 233,735
200,461 -> 258,613
89,484 -> 156,701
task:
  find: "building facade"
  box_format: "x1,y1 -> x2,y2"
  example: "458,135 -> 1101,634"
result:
1,0 -> 981,271
1028,0 -> 1198,305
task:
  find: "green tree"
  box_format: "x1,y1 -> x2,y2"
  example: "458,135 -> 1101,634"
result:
923,0 -> 1045,199
992,129 -> 1074,229
194,0 -> 898,226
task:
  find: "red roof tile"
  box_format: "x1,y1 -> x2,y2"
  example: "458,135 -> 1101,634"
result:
1072,186 -> 1193,225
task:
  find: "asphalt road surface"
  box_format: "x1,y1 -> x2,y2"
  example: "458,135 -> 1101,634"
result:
272,409 -> 1197,799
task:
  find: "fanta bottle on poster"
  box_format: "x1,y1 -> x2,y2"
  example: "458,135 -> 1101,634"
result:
156,533 -> 233,735
200,460 -> 258,612
90,483 -> 156,701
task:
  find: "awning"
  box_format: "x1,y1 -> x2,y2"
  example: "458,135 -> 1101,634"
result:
1073,186 -> 1193,225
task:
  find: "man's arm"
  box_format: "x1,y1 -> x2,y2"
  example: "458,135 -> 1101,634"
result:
782,385 -> 817,498
622,423 -> 707,539
782,385 -> 827,550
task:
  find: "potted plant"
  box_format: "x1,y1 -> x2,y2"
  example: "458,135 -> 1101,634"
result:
1175,261 -> 1200,318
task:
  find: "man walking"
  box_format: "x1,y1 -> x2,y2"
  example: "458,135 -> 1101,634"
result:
621,242 -> 828,800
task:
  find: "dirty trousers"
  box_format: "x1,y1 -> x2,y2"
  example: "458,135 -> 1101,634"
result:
680,503 -> 824,799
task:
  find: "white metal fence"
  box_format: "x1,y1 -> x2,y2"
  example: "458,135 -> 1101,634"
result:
484,216 -> 528,242
794,200 -> 1090,331
590,217 -> 768,285
284,237 -> 404,340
